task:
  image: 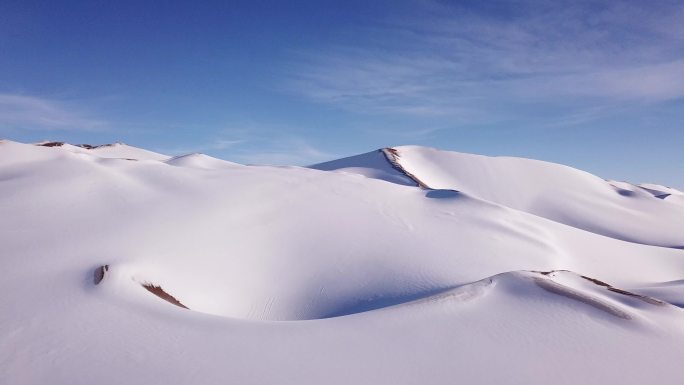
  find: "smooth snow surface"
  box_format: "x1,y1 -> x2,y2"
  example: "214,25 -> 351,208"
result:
165,153 -> 241,169
1,140 -> 684,385
314,146 -> 684,247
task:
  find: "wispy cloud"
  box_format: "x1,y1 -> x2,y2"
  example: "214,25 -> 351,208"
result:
550,60 -> 684,101
212,139 -> 245,150
150,123 -> 334,166
151,138 -> 246,156
0,94 -> 107,131
285,0 -> 684,123
230,137 -> 333,166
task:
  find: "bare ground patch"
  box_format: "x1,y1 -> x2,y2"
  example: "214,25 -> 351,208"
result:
533,277 -> 632,320
94,265 -> 109,285
380,148 -> 432,189
141,283 -> 189,309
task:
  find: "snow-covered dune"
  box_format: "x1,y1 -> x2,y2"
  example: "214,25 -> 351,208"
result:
311,149 -> 417,186
165,153 -> 242,170
312,146 -> 684,248
36,140 -> 170,160
1,140 -> 683,385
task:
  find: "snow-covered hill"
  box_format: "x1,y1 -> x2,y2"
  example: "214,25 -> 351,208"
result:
312,146 -> 684,247
1,140 -> 683,385
35,140 -> 170,160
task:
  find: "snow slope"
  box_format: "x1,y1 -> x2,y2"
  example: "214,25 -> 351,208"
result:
36,140 -> 170,160
1,140 -> 684,385
312,146 -> 684,248
165,153 -> 241,169
311,149 -> 416,186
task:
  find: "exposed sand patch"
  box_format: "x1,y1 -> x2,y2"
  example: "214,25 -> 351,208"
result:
94,265 -> 109,285
533,277 -> 632,320
381,148 -> 432,189
141,283 -> 189,309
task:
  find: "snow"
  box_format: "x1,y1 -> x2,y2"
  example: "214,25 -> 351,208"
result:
314,146 -> 684,247
165,153 -> 241,169
34,141 -> 171,161
1,139 -> 683,384
310,149 -> 416,186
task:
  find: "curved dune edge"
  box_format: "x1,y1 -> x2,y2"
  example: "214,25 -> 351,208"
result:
92,265 -> 673,321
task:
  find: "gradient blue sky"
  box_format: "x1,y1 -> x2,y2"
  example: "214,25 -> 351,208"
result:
1,0 -> 683,187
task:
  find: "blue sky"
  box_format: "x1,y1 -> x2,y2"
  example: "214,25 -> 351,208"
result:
1,0 -> 683,187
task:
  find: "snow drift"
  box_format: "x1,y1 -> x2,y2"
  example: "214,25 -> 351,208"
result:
1,139 -> 683,385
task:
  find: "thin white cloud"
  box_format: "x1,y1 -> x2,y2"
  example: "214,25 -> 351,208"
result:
212,139 -> 245,150
0,93 -> 106,131
562,60 -> 684,101
229,137 -> 334,166
208,122 -> 336,165
151,138 -> 247,156
150,122 -> 334,166
285,0 -> 684,123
